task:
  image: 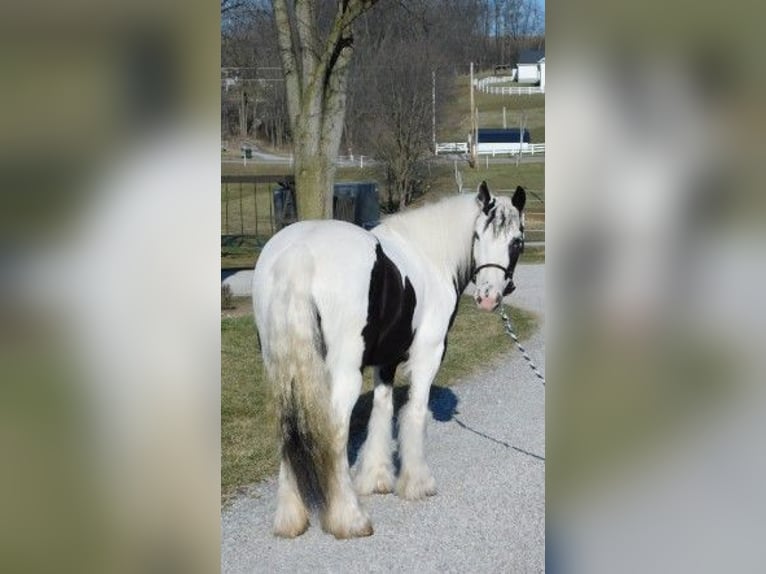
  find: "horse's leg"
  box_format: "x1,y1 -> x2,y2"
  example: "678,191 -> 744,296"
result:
321,364 -> 374,538
273,458 -> 310,538
354,364 -> 397,495
397,343 -> 444,500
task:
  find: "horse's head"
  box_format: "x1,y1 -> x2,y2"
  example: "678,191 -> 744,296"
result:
472,181 -> 526,311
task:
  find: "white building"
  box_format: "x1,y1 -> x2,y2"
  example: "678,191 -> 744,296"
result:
515,49 -> 545,84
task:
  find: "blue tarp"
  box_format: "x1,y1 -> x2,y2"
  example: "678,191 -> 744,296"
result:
477,128 -> 531,143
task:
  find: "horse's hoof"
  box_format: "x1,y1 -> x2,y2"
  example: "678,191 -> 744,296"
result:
331,519 -> 374,539
396,471 -> 437,500
273,487 -> 310,538
273,513 -> 310,538
354,468 -> 394,496
321,506 -> 374,539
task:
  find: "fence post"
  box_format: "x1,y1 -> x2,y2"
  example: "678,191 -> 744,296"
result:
224,182 -> 229,235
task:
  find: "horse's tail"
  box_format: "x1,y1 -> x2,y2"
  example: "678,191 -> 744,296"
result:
264,246 -> 336,508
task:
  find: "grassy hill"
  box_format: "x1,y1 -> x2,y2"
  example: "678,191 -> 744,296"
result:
439,74 -> 545,144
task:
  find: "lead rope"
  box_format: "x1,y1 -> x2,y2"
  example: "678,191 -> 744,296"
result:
499,304 -> 545,385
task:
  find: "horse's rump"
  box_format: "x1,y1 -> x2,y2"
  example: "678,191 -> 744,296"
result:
254,221 -> 384,508
260,245 -> 337,507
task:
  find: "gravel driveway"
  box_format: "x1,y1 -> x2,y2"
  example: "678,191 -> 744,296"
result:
221,264 -> 545,573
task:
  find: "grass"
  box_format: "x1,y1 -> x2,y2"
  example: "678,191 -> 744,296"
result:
221,297 -> 538,502
221,239 -> 265,269
520,245 -> 545,264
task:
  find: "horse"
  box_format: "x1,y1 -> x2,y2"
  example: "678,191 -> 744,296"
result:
252,181 -> 526,539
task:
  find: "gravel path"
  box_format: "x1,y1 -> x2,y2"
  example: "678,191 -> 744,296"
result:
221,264 -> 545,573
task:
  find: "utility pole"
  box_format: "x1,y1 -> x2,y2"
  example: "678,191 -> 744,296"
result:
240,89 -> 248,138
475,106 -> 479,167
432,70 -> 436,153
470,62 -> 476,165
516,110 -> 527,167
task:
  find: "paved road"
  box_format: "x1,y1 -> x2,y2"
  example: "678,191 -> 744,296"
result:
221,264 -> 545,573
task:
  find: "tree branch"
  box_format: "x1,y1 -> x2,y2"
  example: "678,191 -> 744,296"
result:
317,0 -> 378,91
272,0 -> 302,129
295,0 -> 319,87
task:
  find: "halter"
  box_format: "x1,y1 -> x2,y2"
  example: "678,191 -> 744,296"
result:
472,262 -> 516,295
471,225 -> 524,295
472,262 -> 513,282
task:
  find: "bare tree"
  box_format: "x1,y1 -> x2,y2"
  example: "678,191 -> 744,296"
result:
496,0 -> 544,65
272,0 -> 380,219
222,2 -> 287,144
370,48 -> 435,210
347,0 -> 467,211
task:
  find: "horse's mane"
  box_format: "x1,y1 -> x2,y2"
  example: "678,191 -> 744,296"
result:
483,196 -> 520,237
375,194 -> 479,289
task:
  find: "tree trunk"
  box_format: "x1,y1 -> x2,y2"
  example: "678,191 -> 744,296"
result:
288,81 -> 345,219
239,90 -> 247,137
293,141 -> 336,220
273,0 -> 376,220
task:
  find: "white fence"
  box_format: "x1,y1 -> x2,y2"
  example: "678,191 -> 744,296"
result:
435,142 -> 469,155
436,142 -> 545,156
474,76 -> 544,95
476,144 -> 545,157
336,155 -> 373,167
222,154 -> 373,167
476,143 -> 545,156
484,85 -> 544,96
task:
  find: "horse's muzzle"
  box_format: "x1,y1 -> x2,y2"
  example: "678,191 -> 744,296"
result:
475,293 -> 502,311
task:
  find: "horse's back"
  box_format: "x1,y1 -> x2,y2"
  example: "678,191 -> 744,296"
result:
252,220 -> 379,350
254,220 -> 378,286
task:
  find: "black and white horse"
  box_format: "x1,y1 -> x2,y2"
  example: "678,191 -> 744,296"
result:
252,181 -> 526,538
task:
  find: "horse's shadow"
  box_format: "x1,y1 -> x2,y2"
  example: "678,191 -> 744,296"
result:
347,385 -> 459,467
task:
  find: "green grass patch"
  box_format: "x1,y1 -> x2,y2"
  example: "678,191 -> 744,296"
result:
221,236 -> 265,270
440,75 -> 545,142
221,297 -> 538,502
433,298 -> 537,387
520,245 -> 545,264
426,161 -> 544,198
220,161 -> 291,177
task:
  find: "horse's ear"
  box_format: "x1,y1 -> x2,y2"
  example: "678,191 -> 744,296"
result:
512,185 -> 526,213
476,181 -> 493,214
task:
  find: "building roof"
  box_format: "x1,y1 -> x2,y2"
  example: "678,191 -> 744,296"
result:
477,128 -> 531,143
518,49 -> 545,65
